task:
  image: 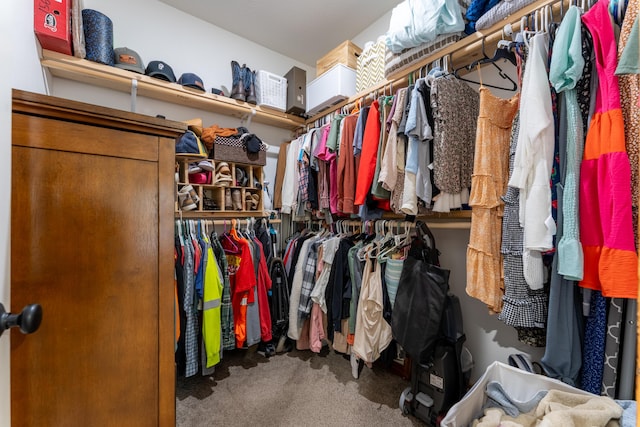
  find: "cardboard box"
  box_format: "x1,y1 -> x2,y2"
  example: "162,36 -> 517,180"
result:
34,0 -> 72,55
284,66 -> 306,115
316,40 -> 361,77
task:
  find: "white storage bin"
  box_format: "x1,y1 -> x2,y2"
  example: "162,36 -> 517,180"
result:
441,362 -> 595,427
306,63 -> 356,116
255,70 -> 287,111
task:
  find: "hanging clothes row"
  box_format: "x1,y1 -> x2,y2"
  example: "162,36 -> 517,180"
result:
462,0 -> 638,399
174,218 -> 275,378
282,219 -> 425,378
277,61 -> 482,221
274,0 -> 638,402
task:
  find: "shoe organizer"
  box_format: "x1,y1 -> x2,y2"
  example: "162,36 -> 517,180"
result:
175,155 -> 263,216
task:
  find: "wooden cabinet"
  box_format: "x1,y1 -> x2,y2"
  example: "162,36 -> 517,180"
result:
11,89 -> 184,427
176,155 -> 264,217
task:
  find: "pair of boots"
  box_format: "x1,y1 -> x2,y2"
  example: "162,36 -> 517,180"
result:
230,61 -> 257,104
225,188 -> 243,210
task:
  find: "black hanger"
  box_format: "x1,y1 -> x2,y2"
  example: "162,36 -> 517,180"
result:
453,39 -> 519,92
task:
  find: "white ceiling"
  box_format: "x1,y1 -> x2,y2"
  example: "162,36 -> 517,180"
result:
158,0 -> 398,66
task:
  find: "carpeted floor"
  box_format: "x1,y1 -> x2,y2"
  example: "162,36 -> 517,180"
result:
176,346 -> 424,426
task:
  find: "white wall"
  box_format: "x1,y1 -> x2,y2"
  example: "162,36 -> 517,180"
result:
352,9 -> 392,49
433,229 -> 545,382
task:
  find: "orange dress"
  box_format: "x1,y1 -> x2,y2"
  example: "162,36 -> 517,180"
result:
466,88 -> 520,313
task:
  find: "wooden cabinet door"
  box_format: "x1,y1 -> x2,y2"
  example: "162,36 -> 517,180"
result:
10,91 -> 181,427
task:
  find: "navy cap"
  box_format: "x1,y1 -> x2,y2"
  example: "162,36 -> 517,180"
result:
145,60 -> 176,82
176,130 -> 207,157
178,73 -> 205,91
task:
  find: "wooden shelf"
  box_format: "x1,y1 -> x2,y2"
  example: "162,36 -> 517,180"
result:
306,0 -> 562,124
40,49 -> 306,131
176,211 -> 268,219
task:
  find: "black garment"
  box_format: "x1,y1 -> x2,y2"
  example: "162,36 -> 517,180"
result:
379,261 -> 393,325
576,25 -> 594,136
253,222 -> 273,265
326,238 -> 355,339
307,166 -> 319,211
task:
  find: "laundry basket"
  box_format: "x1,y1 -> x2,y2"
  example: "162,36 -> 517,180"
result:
255,70 -> 287,111
440,362 -> 594,427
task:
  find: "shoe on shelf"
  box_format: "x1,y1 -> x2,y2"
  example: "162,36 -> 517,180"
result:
198,159 -> 214,172
230,61 -> 246,102
203,195 -> 219,210
245,66 -> 257,105
225,188 -> 232,210
215,161 -> 232,187
180,184 -> 200,204
235,166 -> 248,187
232,189 -> 242,210
250,193 -> 260,210
188,163 -> 202,173
245,192 -> 253,211
178,192 -> 197,211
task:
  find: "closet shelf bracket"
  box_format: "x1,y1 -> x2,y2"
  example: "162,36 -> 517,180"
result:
130,78 -> 138,113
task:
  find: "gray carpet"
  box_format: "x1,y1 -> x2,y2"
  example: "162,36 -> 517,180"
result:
176,346 -> 423,426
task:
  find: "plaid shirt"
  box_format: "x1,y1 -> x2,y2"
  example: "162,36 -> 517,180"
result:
298,154 -> 310,205
297,239 -> 320,320
182,237 -> 199,377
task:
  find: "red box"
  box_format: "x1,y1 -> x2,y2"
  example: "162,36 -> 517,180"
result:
34,0 -> 72,55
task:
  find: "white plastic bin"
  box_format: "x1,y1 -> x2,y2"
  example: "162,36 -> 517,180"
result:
306,63 -> 356,116
255,70 -> 287,111
441,362 -> 594,427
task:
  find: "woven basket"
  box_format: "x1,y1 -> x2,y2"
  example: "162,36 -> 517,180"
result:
212,136 -> 266,166
356,40 -> 386,93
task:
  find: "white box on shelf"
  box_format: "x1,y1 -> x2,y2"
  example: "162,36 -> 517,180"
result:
255,70 -> 287,111
306,63 -> 356,116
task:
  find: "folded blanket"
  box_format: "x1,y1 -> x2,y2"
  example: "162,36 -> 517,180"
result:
536,389 -> 622,427
474,387 -> 623,427
385,0 -> 465,53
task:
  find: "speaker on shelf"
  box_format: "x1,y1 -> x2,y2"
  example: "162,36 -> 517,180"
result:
285,66 -> 306,116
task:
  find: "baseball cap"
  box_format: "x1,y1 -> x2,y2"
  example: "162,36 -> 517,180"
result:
175,130 -> 208,158
178,73 -> 206,92
114,47 -> 145,74
145,60 -> 176,83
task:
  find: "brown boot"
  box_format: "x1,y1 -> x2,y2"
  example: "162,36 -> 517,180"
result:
245,67 -> 257,105
230,61 -> 245,101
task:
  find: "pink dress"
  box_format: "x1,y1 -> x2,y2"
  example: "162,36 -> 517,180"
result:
580,0 -> 638,299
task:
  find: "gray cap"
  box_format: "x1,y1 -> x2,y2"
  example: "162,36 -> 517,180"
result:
114,47 -> 145,74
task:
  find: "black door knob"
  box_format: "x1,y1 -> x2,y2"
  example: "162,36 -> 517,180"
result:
0,303 -> 43,337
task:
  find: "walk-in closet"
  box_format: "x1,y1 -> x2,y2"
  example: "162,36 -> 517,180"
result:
2,0 -> 639,425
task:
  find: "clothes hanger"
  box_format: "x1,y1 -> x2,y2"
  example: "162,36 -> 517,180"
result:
222,219 -> 241,254
176,220 -> 185,246
453,43 -> 519,92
